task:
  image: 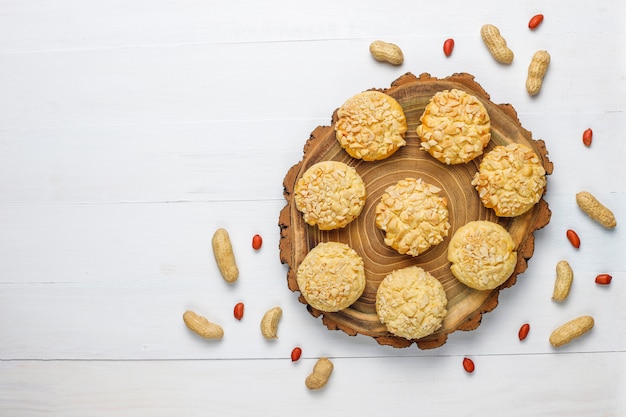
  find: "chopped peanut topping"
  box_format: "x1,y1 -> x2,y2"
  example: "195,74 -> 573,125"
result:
296,242 -> 366,312
335,90 -> 407,161
447,220 -> 517,290
417,89 -> 491,165
375,178 -> 450,256
294,161 -> 366,230
376,266 -> 448,340
471,143 -> 546,217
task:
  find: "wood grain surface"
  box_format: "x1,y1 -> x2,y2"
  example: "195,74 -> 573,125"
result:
280,72 -> 554,349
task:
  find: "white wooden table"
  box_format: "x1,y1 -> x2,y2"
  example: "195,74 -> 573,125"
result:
1,1 -> 624,415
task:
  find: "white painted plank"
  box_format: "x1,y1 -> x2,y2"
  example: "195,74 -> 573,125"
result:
0,354 -> 623,416
1,194 -> 624,286
0,201 -> 290,284
0,200 -> 623,360
0,0 -> 621,53
0,120 -> 309,205
0,270 -> 622,360
0,32 -> 622,132
0,112 -> 623,206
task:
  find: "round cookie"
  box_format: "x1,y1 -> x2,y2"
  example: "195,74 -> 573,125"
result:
335,90 -> 407,161
416,89 -> 491,165
294,161 -> 366,230
375,178 -> 451,256
471,143 -> 547,217
296,241 -> 366,312
447,220 -> 517,290
376,266 -> 448,340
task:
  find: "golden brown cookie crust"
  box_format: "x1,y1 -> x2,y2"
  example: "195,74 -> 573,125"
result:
294,161 -> 366,230
296,242 -> 366,312
416,89 -> 491,165
376,266 -> 448,340
375,178 -> 451,256
471,143 -> 546,217
335,90 -> 407,161
447,220 -> 517,290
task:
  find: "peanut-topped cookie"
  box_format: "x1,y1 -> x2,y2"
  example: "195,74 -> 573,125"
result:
447,220 -> 517,290
471,143 -> 546,217
296,242 -> 366,312
375,178 -> 451,256
335,90 -> 407,161
294,161 -> 366,230
416,89 -> 491,165
376,266 -> 448,340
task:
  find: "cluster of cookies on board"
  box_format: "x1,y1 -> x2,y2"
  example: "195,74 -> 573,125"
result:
293,88 -> 546,341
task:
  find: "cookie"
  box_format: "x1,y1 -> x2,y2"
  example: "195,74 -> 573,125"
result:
335,90 -> 407,161
296,241 -> 366,312
376,266 -> 448,340
447,220 -> 517,290
375,178 -> 451,256
416,89 -> 491,165
471,143 -> 547,217
294,161 -> 366,230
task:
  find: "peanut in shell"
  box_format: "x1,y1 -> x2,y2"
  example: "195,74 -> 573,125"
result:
549,315 -> 594,348
576,191 -> 616,229
552,260 -> 573,302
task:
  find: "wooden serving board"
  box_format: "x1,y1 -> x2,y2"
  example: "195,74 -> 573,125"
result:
279,72 -> 553,349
